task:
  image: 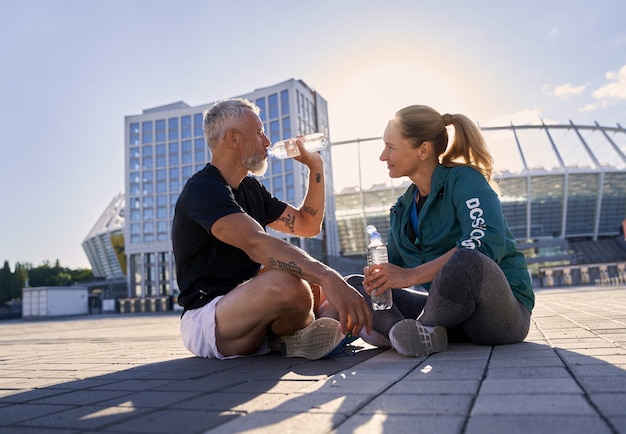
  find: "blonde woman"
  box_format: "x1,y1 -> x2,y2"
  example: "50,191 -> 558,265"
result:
352,105 -> 534,357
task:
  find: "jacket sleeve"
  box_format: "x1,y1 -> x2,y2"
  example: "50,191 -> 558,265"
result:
452,168 -> 509,262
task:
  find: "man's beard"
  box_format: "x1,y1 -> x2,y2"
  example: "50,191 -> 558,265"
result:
242,150 -> 268,176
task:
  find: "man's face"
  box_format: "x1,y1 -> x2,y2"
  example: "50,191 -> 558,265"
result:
240,109 -> 270,176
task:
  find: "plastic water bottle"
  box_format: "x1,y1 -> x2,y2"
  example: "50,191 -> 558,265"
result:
268,133 -> 328,159
366,225 -> 393,310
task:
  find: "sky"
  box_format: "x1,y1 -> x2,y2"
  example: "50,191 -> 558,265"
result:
1,0 -> 625,270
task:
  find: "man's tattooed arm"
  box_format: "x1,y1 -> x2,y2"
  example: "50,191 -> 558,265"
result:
267,257 -> 303,278
301,205 -> 317,217
277,213 -> 296,233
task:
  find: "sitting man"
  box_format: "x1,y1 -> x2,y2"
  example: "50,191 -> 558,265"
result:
172,98 -> 371,360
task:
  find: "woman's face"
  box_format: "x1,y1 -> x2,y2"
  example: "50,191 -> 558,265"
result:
380,119 -> 420,179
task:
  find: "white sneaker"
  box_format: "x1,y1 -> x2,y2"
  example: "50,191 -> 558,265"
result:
280,317 -> 346,360
389,319 -> 448,357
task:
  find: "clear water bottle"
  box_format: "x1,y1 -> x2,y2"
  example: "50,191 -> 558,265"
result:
268,133 -> 328,159
366,225 -> 393,310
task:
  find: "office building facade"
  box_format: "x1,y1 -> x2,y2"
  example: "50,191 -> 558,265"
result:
122,79 -> 338,298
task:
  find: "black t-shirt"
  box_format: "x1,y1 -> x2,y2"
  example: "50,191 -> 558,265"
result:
171,164 -> 287,311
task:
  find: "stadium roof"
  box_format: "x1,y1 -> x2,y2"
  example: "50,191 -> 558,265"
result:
481,122 -> 626,176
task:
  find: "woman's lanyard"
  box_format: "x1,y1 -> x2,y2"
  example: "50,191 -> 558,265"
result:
410,189 -> 428,243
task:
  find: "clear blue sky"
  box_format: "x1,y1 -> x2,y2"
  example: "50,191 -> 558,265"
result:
1,0 -> 625,269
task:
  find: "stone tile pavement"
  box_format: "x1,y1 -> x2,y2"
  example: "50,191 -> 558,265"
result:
0,285 -> 624,433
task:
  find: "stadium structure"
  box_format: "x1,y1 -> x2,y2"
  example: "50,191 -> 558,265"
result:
333,121 -> 626,287
81,193 -> 127,304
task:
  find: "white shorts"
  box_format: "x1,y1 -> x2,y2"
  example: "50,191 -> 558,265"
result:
179,295 -> 271,360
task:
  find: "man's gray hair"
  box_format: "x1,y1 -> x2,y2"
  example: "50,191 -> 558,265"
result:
203,98 -> 260,149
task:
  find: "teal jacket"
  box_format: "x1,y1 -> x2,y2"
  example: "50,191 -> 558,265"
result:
387,164 -> 534,312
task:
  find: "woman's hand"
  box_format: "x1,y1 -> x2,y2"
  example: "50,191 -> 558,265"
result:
362,262 -> 414,296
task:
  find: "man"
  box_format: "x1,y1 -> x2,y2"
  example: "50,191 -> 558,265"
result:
172,98 -> 372,360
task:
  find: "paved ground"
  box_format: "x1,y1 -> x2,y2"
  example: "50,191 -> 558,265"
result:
0,285 -> 625,434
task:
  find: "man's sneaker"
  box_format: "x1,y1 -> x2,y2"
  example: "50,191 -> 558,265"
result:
389,319 -> 448,357
320,331 -> 359,359
280,317 -> 346,360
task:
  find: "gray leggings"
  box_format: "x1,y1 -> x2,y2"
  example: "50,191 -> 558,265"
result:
347,249 -> 531,345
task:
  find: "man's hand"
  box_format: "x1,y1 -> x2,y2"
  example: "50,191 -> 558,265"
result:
319,273 -> 372,336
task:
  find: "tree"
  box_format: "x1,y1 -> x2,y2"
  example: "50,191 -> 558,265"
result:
0,261 -> 14,305
0,260 -> 94,303
12,262 -> 27,299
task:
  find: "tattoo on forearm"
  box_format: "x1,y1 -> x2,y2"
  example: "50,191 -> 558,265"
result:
268,257 -> 303,278
315,172 -> 321,183
278,213 -> 296,233
301,205 -> 317,217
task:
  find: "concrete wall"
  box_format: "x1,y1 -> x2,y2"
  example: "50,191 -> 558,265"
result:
22,287 -> 89,318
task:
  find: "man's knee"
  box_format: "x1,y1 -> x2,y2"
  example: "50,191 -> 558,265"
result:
345,274 -> 364,289
263,270 -> 313,313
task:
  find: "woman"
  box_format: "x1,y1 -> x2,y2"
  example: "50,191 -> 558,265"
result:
353,105 -> 534,357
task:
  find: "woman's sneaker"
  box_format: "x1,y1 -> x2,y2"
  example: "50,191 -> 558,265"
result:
389,319 -> 448,357
280,317 -> 347,360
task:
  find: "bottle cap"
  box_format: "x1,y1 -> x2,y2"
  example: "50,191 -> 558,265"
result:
366,225 -> 381,240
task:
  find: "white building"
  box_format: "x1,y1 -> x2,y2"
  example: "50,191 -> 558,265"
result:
122,79 -> 338,298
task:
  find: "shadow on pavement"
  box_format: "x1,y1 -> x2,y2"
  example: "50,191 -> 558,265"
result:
0,344 -> 385,433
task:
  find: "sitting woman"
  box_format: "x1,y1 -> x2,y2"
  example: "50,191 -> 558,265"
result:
350,104 -> 534,357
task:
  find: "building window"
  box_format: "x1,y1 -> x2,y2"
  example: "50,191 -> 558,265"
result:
143,223 -> 154,243
170,193 -> 178,217
130,158 -> 140,171
170,179 -> 180,191
155,119 -> 166,142
169,142 -> 179,165
281,89 -> 289,116
168,117 -> 179,141
145,253 -> 155,296
157,207 -> 168,219
194,138 -> 205,162
181,115 -> 191,139
182,140 -> 192,164
256,97 -> 266,122
130,123 -> 140,145
182,166 -> 192,184
157,222 -> 169,241
271,157 -> 282,174
132,254 -> 142,296
142,121 -> 153,144
286,173 -> 295,202
194,113 -> 203,137
269,93 -> 278,119
159,251 -> 170,295
142,156 -> 153,170
142,179 -> 153,195
155,144 -> 166,167
270,120 -> 280,143
282,117 -> 291,140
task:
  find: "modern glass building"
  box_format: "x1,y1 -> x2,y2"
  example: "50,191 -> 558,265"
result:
333,122 -> 626,283
121,79 -> 338,299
